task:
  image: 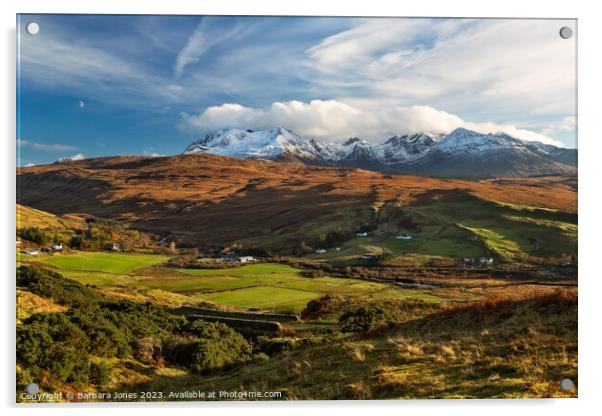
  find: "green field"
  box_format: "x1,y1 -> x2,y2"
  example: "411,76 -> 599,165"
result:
27,256 -> 443,313
38,251 -> 171,274
136,263 -> 442,312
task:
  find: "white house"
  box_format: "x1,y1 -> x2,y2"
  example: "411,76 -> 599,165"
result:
315,249 -> 327,254
479,257 -> 494,265
26,250 -> 40,256
356,232 -> 368,237
237,256 -> 255,263
51,243 -> 63,251
335,247 -> 341,251
396,234 -> 412,240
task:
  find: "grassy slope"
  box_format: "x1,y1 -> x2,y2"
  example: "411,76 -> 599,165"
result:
359,194 -> 578,264
17,203 -> 84,230
16,289 -> 68,323
18,156 -> 576,254
129,290 -> 576,399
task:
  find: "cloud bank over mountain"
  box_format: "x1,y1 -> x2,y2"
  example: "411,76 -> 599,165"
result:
180,100 -> 565,147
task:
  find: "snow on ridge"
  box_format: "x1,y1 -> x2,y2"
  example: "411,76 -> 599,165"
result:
184,127 -> 563,164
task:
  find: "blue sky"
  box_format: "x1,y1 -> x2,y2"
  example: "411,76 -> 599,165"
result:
17,15 -> 576,166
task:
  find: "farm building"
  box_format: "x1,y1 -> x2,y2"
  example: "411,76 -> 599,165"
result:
236,256 -> 255,263
396,234 -> 412,240
222,253 -> 256,263
356,232 -> 368,237
315,249 -> 327,254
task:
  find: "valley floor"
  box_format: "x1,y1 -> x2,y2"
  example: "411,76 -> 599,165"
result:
16,250 -> 577,401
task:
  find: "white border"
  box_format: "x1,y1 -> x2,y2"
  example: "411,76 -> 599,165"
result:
2,1 -> 601,415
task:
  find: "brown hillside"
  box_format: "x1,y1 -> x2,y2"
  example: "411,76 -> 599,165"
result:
17,155 -> 577,246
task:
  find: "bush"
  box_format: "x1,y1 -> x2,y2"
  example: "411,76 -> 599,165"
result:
339,306 -> 386,334
300,294 -> 342,320
165,320 -> 253,373
89,361 -> 112,387
255,336 -> 300,356
17,265 -> 98,307
17,313 -> 91,387
134,336 -> 162,364
102,300 -> 183,341
68,305 -> 130,358
16,266 -> 191,389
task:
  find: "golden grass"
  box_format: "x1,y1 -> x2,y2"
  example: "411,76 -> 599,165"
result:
17,289 -> 68,322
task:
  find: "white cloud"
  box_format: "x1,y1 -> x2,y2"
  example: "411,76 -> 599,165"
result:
541,115 -> 576,136
174,24 -> 208,78
180,99 -> 564,146
18,139 -> 78,152
19,28 -> 184,110
305,18 -> 576,132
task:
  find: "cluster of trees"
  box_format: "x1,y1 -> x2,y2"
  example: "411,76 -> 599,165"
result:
16,266 -> 257,391
70,218 -> 148,251
17,227 -> 55,245
18,216 -> 153,252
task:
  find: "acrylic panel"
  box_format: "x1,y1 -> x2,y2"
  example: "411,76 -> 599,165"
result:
16,14 -> 577,402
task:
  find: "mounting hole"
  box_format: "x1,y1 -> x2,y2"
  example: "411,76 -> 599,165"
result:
26,382 -> 39,395
560,378 -> 575,391
25,22 -> 40,35
559,26 -> 573,40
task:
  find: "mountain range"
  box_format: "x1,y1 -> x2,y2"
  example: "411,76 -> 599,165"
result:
183,127 -> 577,178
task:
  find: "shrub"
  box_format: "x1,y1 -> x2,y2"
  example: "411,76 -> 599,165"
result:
16,265 -> 98,307
89,361 -> 112,387
255,336 -> 300,356
165,320 -> 253,373
339,306 -> 386,334
101,300 -> 183,342
300,294 -> 342,320
134,336 -> 162,364
17,313 -> 91,387
68,305 -> 130,358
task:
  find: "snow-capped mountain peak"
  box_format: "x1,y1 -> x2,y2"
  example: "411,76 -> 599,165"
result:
436,128 -> 526,155
184,127 -> 329,160
183,127 -> 576,178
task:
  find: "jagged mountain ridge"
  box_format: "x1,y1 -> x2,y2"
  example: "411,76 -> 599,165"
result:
183,127 -> 577,178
